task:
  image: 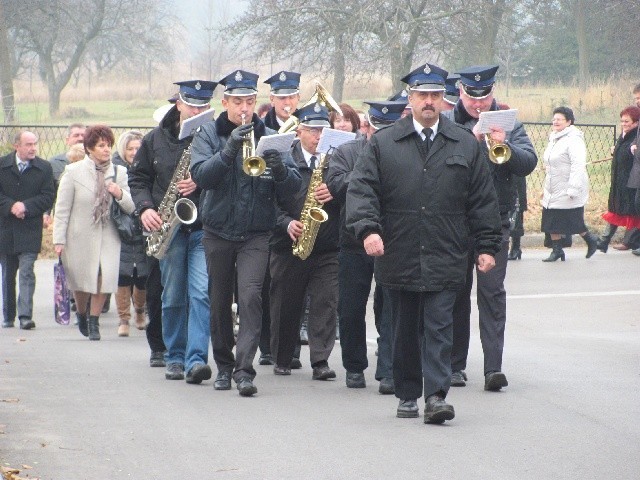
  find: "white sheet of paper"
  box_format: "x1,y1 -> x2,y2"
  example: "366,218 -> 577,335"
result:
178,108 -> 215,139
317,128 -> 356,154
255,132 -> 297,156
476,109 -> 518,134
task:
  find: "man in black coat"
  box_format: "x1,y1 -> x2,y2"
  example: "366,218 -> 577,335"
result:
262,70 -> 301,131
444,65 -> 538,392
269,103 -> 341,381
0,131 -> 54,329
346,63 -> 502,424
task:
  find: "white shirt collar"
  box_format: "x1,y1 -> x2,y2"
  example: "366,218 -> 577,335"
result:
301,146 -> 318,168
15,154 -> 29,166
413,117 -> 439,141
276,116 -> 285,127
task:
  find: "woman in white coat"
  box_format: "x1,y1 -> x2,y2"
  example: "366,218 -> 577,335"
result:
53,125 -> 135,340
540,107 -> 598,262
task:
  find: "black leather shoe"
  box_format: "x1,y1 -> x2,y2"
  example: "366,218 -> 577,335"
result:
259,353 -> 274,365
507,247 -> 522,260
378,377 -> 395,395
312,365 -> 336,380
451,370 -> 467,387
76,313 -> 88,337
150,351 -> 166,368
185,364 -> 212,384
19,318 -> 35,330
346,372 -> 366,388
165,363 -> 185,380
290,358 -> 302,369
424,394 -> 455,424
2,319 -> 15,328
484,371 -> 508,391
273,365 -> 291,375
237,377 -> 258,397
397,399 -> 419,418
214,371 -> 232,390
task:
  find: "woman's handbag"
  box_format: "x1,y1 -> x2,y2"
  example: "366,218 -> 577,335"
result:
110,167 -> 137,242
54,256 -> 71,325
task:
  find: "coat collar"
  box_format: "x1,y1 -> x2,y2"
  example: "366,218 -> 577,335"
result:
391,114 -> 466,143
1,151 -> 46,173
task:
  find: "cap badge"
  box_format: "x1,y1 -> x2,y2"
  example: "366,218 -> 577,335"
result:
195,81 -> 201,90
455,80 -> 461,88
279,72 -> 287,81
423,64 -> 431,74
381,106 -> 389,114
401,90 -> 408,98
235,71 -> 243,82
313,103 -> 321,113
474,74 -> 481,82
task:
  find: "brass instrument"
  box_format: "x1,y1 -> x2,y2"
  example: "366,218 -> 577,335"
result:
278,82 -> 343,134
293,154 -> 329,260
241,113 -> 266,176
146,145 -> 198,260
486,136 -> 511,164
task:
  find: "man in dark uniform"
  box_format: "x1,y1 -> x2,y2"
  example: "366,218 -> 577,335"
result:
327,100 -> 406,393
262,70 -> 301,131
444,65 -> 538,391
1,131 -> 54,329
269,103 -> 341,381
346,63 -> 502,424
190,69 -> 301,397
129,80 -> 215,383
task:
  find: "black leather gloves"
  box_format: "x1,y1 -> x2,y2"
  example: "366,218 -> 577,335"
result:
263,149 -> 287,181
221,123 -> 254,165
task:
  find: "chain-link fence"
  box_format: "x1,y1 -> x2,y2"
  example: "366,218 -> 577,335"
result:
0,122 -> 618,231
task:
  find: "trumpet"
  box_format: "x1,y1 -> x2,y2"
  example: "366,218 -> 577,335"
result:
476,109 -> 511,164
278,81 -> 342,133
241,113 -> 266,176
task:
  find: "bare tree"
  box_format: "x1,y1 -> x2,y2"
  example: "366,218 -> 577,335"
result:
0,0 -> 16,122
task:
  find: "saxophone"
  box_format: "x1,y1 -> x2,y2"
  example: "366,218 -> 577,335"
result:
292,154 -> 329,260
145,145 -> 198,260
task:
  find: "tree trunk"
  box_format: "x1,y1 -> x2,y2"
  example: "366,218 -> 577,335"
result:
331,35 -> 345,102
574,0 -> 589,90
48,82 -> 61,118
478,0 -> 507,63
0,0 -> 16,123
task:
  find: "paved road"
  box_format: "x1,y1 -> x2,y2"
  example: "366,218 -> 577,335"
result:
1,247 -> 639,480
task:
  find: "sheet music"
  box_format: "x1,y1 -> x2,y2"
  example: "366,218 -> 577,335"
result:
476,109 -> 518,134
178,108 -> 215,139
255,132 -> 297,156
317,128 -> 356,154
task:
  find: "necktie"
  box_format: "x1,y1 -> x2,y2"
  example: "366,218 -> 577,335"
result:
309,155 -> 317,170
422,128 -> 433,152
18,162 -> 27,174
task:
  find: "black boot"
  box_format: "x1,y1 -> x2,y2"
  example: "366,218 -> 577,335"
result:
507,236 -> 522,260
88,315 -> 101,341
597,224 -> 617,253
542,240 -> 565,262
582,231 -> 598,259
77,312 -> 88,337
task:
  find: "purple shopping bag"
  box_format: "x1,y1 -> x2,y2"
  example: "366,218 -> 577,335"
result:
54,257 -> 71,325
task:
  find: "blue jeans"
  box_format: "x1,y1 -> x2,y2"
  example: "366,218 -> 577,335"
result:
159,230 -> 210,372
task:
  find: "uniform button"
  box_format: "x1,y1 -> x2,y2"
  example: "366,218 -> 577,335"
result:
153,160 -> 157,164
423,168 -> 427,172
421,206 -> 425,211
421,245 -> 425,250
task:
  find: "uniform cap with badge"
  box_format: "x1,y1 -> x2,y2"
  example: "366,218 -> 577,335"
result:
456,65 -> 499,99
219,70 -> 260,96
363,101 -> 408,130
293,103 -> 331,128
444,73 -> 461,105
174,80 -> 217,106
264,71 -> 301,96
400,63 -> 448,92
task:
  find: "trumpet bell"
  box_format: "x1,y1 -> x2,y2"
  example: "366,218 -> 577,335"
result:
243,156 -> 267,176
488,143 -> 511,164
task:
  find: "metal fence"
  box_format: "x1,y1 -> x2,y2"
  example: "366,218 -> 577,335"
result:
0,122 -> 618,229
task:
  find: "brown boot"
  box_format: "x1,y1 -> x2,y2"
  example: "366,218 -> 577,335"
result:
118,321 -> 130,337
115,286 -> 132,336
132,286 -> 147,330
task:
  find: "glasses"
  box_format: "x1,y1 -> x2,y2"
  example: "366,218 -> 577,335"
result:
298,127 -> 322,135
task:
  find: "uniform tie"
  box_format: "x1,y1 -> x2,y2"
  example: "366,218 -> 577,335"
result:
309,155 -> 317,170
422,128 -> 433,152
18,162 -> 28,174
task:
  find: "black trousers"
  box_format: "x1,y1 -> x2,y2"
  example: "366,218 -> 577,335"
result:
270,250 -> 338,368
452,228 -> 509,375
145,257 -> 165,353
203,232 -> 269,382
388,288 -> 457,401
258,262 -> 271,355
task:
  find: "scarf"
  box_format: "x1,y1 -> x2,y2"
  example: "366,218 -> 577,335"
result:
92,160 -> 112,224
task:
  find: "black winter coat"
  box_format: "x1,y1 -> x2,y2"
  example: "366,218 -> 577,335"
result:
608,128 -> 638,215
326,135 -> 368,252
112,153 -> 149,278
444,100 -> 538,227
263,107 -> 281,131
190,112 -> 302,242
128,106 -> 203,231
0,152 -> 54,254
346,114 -> 501,292
270,141 -> 340,254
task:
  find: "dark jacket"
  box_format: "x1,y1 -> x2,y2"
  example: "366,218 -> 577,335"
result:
0,152 -> 55,254
625,126 -> 640,189
128,105 -> 203,231
346,114 -> 501,292
326,135 -> 368,252
270,141 -> 340,254
608,128 -> 638,215
190,112 -> 302,242
112,153 -> 149,278
444,100 -> 538,227
263,107 -> 281,131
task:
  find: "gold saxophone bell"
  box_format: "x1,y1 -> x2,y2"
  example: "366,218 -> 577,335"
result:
278,82 -> 343,134
241,113 -> 266,176
486,136 -> 511,164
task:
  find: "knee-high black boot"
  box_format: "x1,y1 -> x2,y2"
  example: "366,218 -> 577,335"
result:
582,231 -> 599,259
597,224 -> 617,253
542,240 -> 565,262
507,235 -> 522,260
88,315 -> 101,341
